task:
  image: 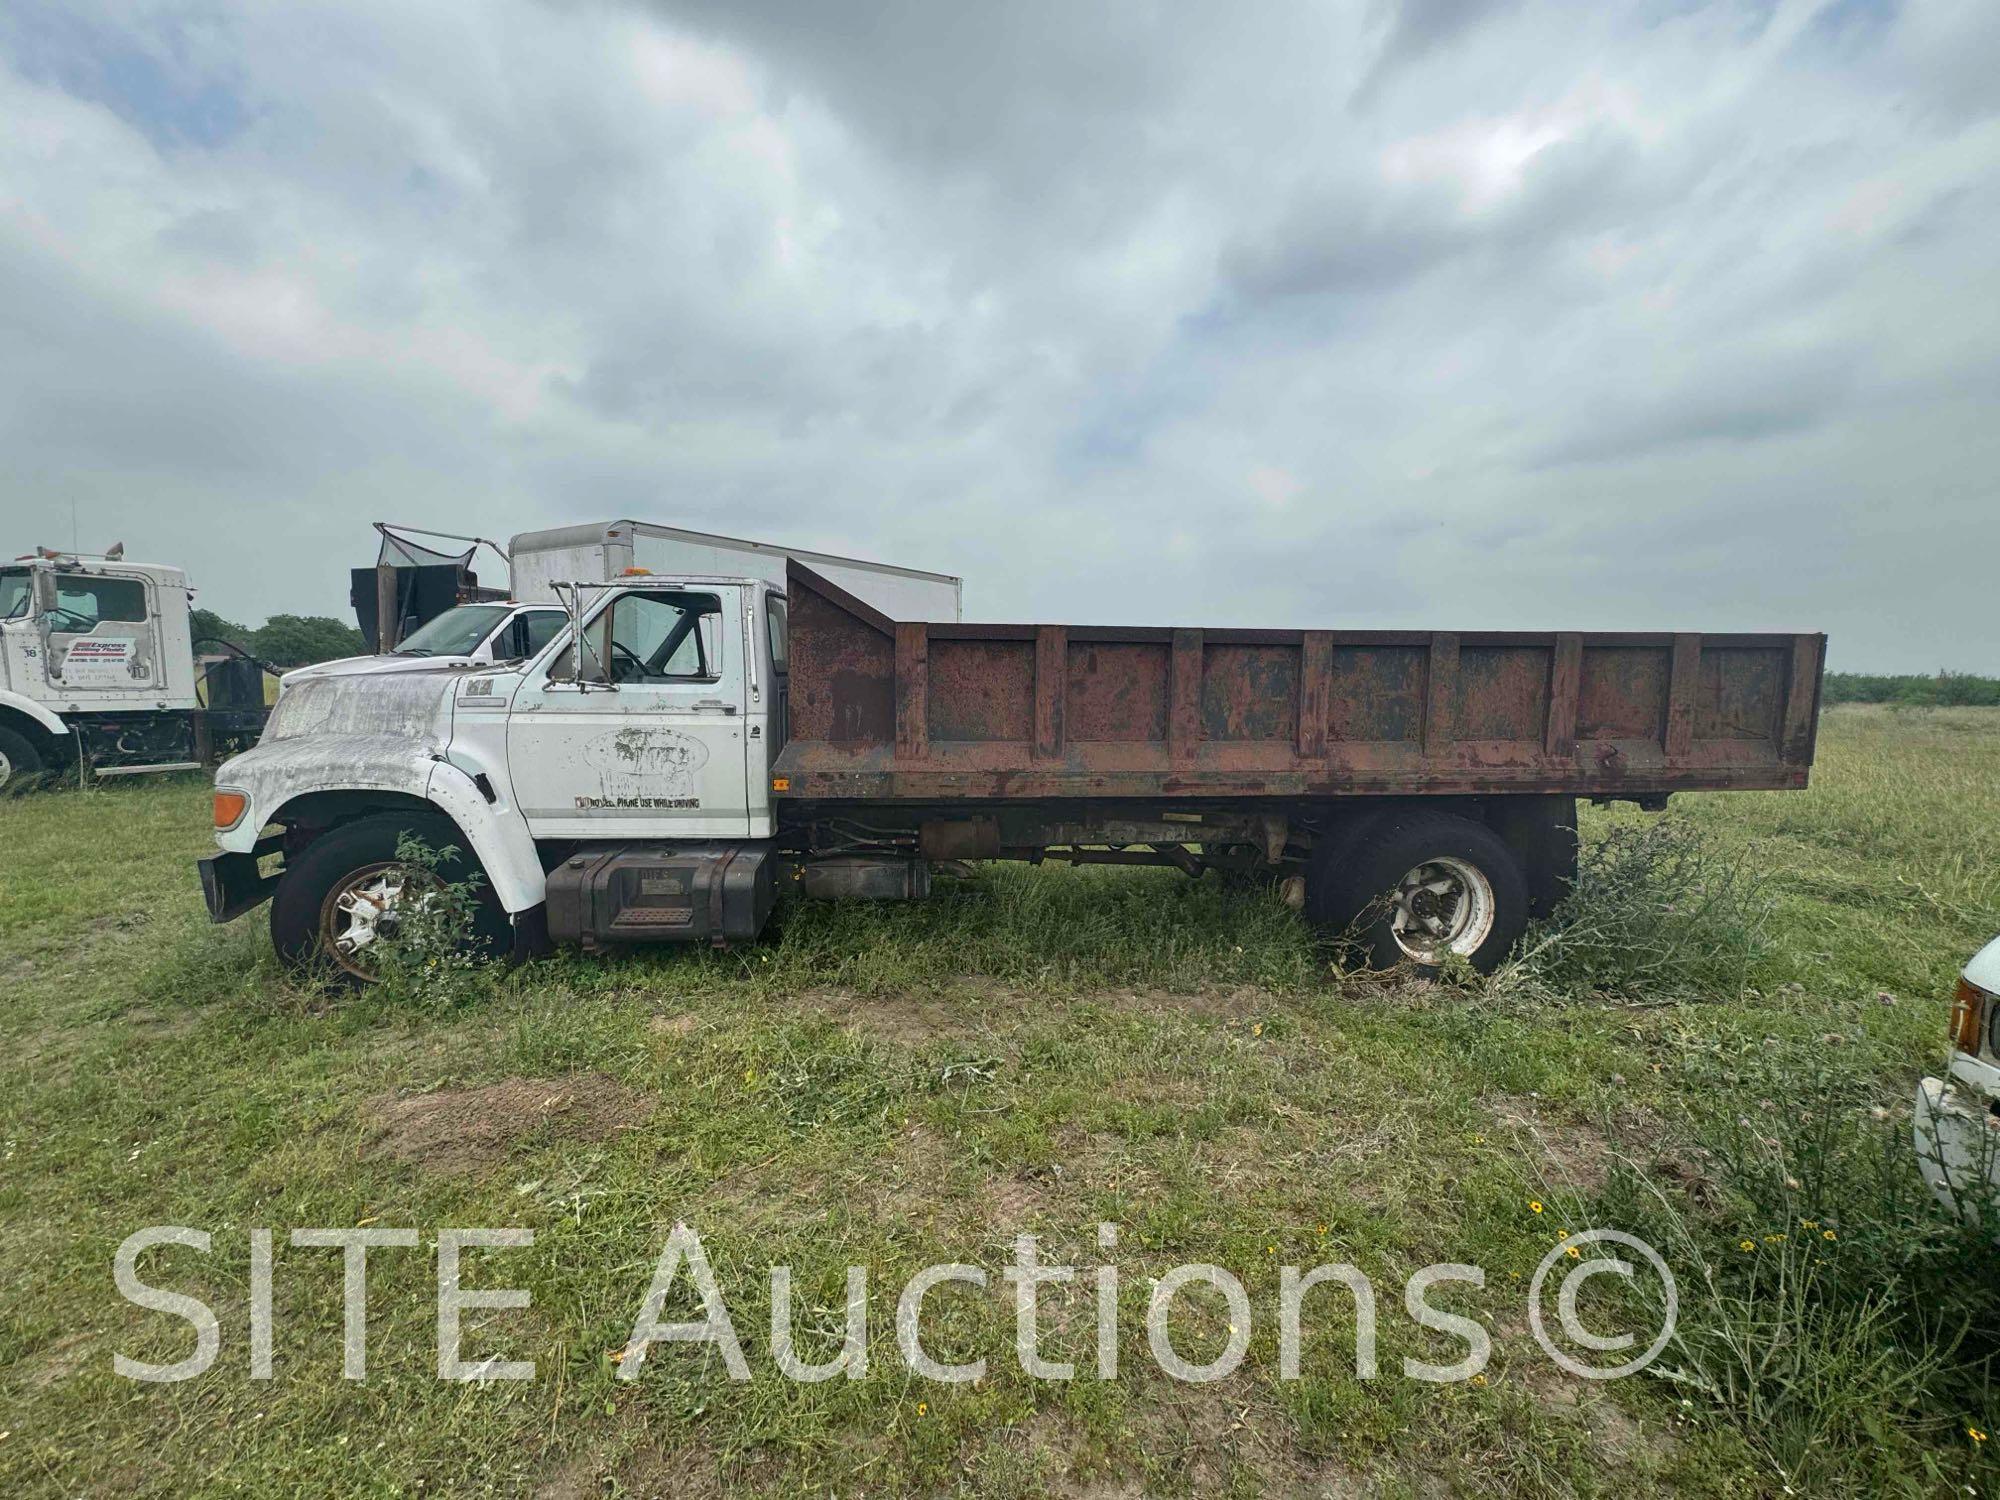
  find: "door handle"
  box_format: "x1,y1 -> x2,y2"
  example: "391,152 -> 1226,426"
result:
690,700 -> 738,714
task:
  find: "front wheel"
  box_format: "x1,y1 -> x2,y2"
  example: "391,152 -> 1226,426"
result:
1307,811 -> 1528,975
269,812 -> 510,986
0,727 -> 45,794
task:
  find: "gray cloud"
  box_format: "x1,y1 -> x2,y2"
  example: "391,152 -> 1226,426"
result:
0,0 -> 1996,671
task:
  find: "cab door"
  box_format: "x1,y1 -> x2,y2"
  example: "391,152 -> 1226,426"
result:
505,585 -> 751,841
44,569 -> 159,693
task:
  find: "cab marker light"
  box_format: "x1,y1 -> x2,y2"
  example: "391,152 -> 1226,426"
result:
771,777 -> 791,791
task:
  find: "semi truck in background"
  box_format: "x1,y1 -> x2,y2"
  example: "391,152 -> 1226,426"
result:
199,550 -> 1824,985
0,547 -> 269,792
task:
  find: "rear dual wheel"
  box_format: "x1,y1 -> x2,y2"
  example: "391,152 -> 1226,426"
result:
1307,811 -> 1528,975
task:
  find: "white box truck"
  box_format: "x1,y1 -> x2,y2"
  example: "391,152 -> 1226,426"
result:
507,521 -> 962,622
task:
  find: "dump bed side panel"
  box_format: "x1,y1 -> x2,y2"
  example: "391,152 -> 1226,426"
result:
774,563 -> 1823,800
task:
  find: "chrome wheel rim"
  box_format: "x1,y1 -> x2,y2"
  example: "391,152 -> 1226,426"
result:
319,861 -> 433,980
0,748 -> 12,789
1389,856 -> 1495,963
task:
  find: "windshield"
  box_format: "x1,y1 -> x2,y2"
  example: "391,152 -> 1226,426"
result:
392,603 -> 513,657
0,568 -> 30,621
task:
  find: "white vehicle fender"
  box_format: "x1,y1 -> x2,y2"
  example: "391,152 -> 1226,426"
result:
0,689 -> 67,738
425,760 -> 547,914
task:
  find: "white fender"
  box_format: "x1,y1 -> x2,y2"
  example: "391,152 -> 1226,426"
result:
0,689 -> 68,738
214,733 -> 547,914
424,760 -> 547,914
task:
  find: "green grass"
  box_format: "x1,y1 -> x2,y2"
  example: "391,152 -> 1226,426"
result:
2,704 -> 1997,1496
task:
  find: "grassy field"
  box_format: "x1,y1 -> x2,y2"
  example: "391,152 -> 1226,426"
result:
2,705 -> 1997,1497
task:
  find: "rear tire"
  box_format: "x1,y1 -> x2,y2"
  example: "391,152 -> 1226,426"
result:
270,812 -> 510,986
1307,810 -> 1528,975
0,727 -> 44,794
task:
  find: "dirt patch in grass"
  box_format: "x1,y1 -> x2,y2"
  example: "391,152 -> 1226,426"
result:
1488,1098 -> 1627,1197
361,1075 -> 650,1175
19,1331 -> 95,1389
535,1441 -> 726,1500
1501,1340 -> 1676,1467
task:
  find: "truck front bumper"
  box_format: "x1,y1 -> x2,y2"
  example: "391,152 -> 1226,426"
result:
197,837 -> 282,924
1914,1063 -> 2000,1224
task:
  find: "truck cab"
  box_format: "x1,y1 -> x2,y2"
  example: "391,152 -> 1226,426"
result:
201,574 -> 790,979
0,553 -> 208,788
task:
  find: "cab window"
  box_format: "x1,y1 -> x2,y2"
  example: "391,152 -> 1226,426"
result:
519,610 -> 565,657
0,568 -> 31,621
765,595 -> 788,675
52,573 -> 147,630
560,590 -> 721,684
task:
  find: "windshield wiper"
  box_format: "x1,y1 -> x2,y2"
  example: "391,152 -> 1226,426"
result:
394,647 -> 434,657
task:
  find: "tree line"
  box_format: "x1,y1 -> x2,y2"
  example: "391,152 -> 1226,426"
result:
191,608 -> 365,669
1822,671 -> 2000,707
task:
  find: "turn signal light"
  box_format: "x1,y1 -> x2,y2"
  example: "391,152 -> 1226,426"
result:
1950,977 -> 1989,1054
213,790 -> 248,830
770,777 -> 790,792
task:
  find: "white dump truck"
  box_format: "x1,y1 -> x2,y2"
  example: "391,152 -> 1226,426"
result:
198,549 -> 1823,985
0,548 -> 267,791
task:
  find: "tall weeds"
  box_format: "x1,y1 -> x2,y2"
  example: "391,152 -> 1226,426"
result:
1494,816 -> 1775,1002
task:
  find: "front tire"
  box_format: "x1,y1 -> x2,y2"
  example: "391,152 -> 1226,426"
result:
1307,810 -> 1528,975
0,726 -> 45,794
270,812 -> 510,986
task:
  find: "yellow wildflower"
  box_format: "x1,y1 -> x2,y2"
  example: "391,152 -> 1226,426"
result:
1739,1239 -> 1756,1252
1529,1200 -> 1543,1214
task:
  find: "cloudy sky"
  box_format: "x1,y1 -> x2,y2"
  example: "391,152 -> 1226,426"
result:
2,0 -> 1995,669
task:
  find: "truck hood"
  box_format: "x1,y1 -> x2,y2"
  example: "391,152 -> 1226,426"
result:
281,652 -> 479,689
213,666 -> 486,845
261,665 -> 469,746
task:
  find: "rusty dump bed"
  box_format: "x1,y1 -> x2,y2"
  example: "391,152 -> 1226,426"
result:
772,562 -> 1824,802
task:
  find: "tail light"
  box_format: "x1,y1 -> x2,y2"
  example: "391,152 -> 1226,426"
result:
1950,977 -> 1990,1054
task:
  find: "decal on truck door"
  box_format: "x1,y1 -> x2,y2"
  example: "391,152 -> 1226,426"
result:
60,638 -> 142,685
573,726 -> 710,811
